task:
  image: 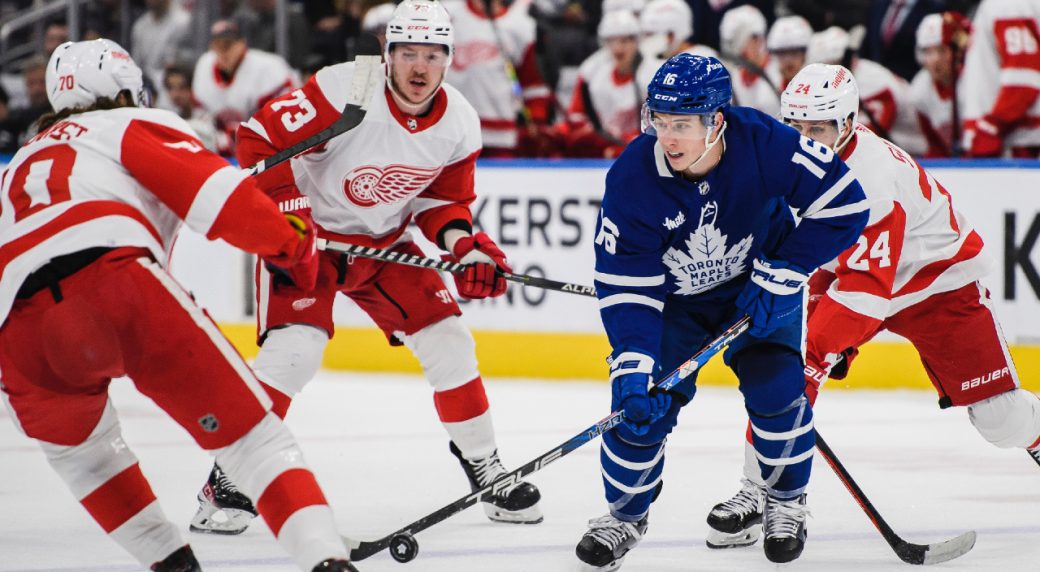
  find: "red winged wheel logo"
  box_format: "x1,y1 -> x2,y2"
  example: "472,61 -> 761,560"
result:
343,164 -> 444,208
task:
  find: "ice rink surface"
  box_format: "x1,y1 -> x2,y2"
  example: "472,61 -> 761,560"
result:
2,371 -> 1038,572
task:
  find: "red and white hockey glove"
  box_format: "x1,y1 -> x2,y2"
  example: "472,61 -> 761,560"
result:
448,232 -> 512,299
264,212 -> 319,292
965,117 -> 1004,158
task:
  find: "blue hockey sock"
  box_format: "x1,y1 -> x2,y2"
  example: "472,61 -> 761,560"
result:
600,429 -> 666,521
735,344 -> 815,499
749,395 -> 814,498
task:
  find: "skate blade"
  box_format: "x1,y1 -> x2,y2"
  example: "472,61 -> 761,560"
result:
189,503 -> 255,535
705,524 -> 761,549
484,502 -> 544,524
577,554 -> 627,572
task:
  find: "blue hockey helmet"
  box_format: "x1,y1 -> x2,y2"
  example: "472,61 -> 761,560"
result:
645,53 -> 732,116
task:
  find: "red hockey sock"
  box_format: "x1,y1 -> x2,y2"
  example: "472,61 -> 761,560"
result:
433,377 -> 490,423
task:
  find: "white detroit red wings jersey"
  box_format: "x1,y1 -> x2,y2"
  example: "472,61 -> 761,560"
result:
854,58 -> 927,156
567,49 -> 659,141
238,61 -> 482,249
724,56 -> 780,117
192,48 -> 297,133
910,69 -> 956,157
0,107 -> 295,325
818,124 -> 991,323
960,0 -> 1040,148
443,0 -> 551,149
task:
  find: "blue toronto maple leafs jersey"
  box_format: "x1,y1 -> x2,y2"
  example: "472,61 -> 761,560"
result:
594,106 -> 868,371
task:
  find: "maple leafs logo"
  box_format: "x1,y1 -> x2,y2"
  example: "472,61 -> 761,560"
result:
663,202 -> 752,295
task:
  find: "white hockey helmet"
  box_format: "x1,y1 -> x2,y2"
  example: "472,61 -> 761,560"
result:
719,5 -> 767,59
767,15 -> 812,52
915,13 -> 944,50
639,0 -> 693,56
363,3 -> 397,34
46,39 -> 145,112
599,10 -> 641,40
781,63 -> 859,149
384,0 -> 454,64
806,26 -> 849,65
603,0 -> 647,14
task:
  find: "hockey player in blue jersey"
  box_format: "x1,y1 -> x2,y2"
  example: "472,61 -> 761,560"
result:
574,54 -> 869,570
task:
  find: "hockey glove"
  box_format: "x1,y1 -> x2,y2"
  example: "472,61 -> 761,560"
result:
610,352 -> 672,436
264,213 -> 319,291
735,256 -> 809,338
965,117 -> 1003,158
448,232 -> 512,299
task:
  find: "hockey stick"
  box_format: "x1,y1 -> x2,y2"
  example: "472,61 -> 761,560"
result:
345,317 -> 751,563
244,34 -> 383,176
482,0 -> 533,126
317,238 -> 598,298
815,432 -> 976,565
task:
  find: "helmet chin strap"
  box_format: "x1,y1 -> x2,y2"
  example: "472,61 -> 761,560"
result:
832,116 -> 855,153
386,63 -> 444,114
684,120 -> 727,174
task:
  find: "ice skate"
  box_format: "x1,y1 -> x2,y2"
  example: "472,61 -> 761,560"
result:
575,513 -> 648,571
189,464 -> 258,535
150,545 -> 201,572
763,493 -> 810,563
705,478 -> 766,548
450,441 -> 543,524
312,559 -> 359,571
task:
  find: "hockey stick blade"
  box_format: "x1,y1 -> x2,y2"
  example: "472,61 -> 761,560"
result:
246,34 -> 382,176
344,318 -> 749,562
318,238 -> 598,298
815,433 -> 976,565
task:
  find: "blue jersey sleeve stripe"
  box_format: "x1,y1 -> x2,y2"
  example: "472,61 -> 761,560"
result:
599,293 -> 665,311
803,199 -> 869,219
595,272 -> 667,287
800,170 -> 856,218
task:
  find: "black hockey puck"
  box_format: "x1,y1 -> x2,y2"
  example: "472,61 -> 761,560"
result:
389,532 -> 419,563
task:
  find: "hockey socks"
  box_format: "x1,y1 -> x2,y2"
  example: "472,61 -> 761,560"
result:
749,395 -> 815,496
600,430 -> 666,521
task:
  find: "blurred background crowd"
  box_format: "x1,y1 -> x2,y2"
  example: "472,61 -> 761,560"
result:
0,0 -> 1036,160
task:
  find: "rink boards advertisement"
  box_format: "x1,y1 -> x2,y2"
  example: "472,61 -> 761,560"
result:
4,156 -> 1040,388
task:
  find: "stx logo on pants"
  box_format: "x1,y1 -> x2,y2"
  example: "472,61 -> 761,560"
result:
961,366 -> 1011,391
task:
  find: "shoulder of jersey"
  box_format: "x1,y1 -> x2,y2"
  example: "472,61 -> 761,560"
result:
94,106 -> 197,138
440,81 -> 481,128
579,48 -> 612,78
908,69 -> 932,97
607,135 -> 656,193
727,105 -> 787,144
312,61 -> 358,112
244,48 -> 291,70
845,127 -> 916,191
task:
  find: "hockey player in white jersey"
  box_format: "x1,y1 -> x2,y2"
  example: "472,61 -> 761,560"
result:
442,0 -> 553,156
191,19 -> 297,155
960,0 -> 1040,158
0,39 -> 359,572
911,12 -> 972,157
563,10 -> 656,157
638,0 -> 718,61
766,15 -> 812,92
807,26 -> 926,155
187,0 -> 543,536
719,5 -> 779,116
706,63 -> 1040,551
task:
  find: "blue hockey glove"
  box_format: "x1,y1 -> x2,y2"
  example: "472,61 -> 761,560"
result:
735,256 -> 809,338
610,352 -> 673,435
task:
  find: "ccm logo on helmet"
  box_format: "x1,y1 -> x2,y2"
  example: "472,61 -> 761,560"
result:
407,25 -> 431,30
654,94 -> 678,101
110,50 -> 131,61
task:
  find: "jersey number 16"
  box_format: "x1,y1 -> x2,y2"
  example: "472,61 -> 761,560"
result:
790,136 -> 834,179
